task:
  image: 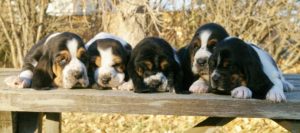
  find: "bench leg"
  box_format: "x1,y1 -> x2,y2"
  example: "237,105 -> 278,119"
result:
273,119 -> 300,133
185,117 -> 235,133
14,112 -> 43,133
44,113 -> 61,133
0,112 -> 13,133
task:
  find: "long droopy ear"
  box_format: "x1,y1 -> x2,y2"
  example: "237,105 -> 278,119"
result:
124,43 -> 132,82
31,51 -> 54,89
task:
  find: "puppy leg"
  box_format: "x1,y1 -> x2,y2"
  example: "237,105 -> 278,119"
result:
231,86 -> 252,99
5,70 -> 32,88
117,80 -> 134,91
265,72 -> 287,102
266,81 -> 286,102
189,78 -> 209,93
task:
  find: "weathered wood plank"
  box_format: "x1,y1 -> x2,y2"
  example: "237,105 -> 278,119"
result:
0,112 -> 13,133
0,89 -> 300,119
45,113 -> 61,133
273,119 -> 300,133
0,69 -> 299,119
14,112 -> 41,133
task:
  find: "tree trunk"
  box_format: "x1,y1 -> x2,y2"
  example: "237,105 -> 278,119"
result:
102,0 -> 147,47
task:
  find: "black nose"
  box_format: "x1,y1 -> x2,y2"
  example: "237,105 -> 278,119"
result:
101,76 -> 111,84
74,71 -> 83,79
212,74 -> 220,81
197,58 -> 207,66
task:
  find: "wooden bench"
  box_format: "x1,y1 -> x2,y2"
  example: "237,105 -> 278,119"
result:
0,69 -> 299,133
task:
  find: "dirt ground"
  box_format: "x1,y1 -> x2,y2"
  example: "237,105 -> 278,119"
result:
62,113 -> 289,133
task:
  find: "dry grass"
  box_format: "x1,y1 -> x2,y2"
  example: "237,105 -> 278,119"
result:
61,113 -> 289,133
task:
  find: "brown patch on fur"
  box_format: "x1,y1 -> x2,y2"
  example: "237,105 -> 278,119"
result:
76,47 -> 86,58
231,74 -> 247,86
200,74 -> 209,82
190,38 -> 201,64
113,56 -> 122,64
52,50 -> 70,87
223,59 -> 229,67
94,56 -> 101,67
240,79 -> 247,86
144,61 -> 153,70
136,67 -> 143,76
160,59 -> 169,70
208,39 -> 218,46
192,37 -> 201,46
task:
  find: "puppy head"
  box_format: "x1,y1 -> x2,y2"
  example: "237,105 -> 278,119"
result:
208,37 -> 272,95
135,58 -> 170,92
208,42 -> 245,94
190,23 -> 229,76
87,39 -> 131,88
32,32 -> 89,89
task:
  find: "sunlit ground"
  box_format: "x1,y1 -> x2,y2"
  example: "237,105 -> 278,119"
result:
62,113 -> 289,133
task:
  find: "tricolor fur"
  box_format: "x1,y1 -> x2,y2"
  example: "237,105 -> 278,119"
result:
13,32 -> 89,89
85,32 -> 132,89
128,37 -> 188,93
177,23 -> 229,93
209,37 -> 294,102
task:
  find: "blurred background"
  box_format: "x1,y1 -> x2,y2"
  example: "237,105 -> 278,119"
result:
0,0 -> 299,132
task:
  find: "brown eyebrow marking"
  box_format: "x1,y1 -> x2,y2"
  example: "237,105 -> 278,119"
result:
113,56 -> 122,64
208,39 -> 218,46
76,47 -> 86,58
160,59 -> 169,70
144,61 -> 153,70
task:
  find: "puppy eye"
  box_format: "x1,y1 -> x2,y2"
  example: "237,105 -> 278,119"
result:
59,59 -> 67,66
193,45 -> 200,50
115,64 -> 125,72
113,63 -> 121,67
208,59 -> 216,67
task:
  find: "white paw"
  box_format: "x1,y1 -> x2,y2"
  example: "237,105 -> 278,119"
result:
231,86 -> 252,99
189,79 -> 209,93
266,87 -> 286,102
4,76 -> 31,89
117,80 -> 134,91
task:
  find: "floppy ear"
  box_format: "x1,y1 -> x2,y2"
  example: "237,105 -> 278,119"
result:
123,44 -> 132,82
124,43 -> 132,56
238,44 -> 272,98
31,51 -> 54,89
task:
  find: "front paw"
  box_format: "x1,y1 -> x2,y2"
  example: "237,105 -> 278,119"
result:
266,87 -> 286,102
231,86 -> 252,99
5,76 -> 31,89
117,80 -> 134,91
189,80 -> 209,93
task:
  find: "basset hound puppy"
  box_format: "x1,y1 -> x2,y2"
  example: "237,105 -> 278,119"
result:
177,23 -> 229,93
209,37 -> 294,102
127,37 -> 188,93
85,32 -> 132,90
6,32 -> 89,89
